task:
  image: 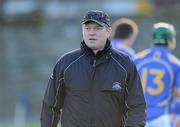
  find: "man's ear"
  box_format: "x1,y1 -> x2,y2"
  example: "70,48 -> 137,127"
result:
107,27 -> 112,37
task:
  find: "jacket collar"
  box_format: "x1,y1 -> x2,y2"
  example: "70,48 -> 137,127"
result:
81,39 -> 112,58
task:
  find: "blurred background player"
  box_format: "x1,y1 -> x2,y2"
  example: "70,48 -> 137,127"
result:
134,22 -> 180,127
111,18 -> 139,57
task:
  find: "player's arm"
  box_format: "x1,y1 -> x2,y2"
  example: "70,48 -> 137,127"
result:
171,62 -> 180,127
172,86 -> 180,127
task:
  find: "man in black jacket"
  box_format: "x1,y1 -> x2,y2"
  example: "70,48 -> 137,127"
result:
41,10 -> 146,127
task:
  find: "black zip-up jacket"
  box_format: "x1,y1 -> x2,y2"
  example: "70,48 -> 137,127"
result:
41,39 -> 146,127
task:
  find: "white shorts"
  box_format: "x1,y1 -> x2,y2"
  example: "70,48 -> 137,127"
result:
145,114 -> 173,127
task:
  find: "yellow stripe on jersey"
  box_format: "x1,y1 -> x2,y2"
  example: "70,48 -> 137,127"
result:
168,54 -> 180,66
134,49 -> 150,59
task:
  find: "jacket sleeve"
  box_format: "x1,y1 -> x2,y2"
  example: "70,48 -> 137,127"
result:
125,58 -> 146,127
40,60 -> 65,127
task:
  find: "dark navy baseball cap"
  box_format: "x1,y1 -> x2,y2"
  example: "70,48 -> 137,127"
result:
82,10 -> 111,27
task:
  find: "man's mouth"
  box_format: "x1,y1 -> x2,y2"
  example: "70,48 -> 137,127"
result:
89,38 -> 96,40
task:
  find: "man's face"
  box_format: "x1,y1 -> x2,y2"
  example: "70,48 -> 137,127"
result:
82,21 -> 111,53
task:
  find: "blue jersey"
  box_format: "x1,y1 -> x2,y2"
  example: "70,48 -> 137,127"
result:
133,45 -> 180,121
112,39 -> 135,57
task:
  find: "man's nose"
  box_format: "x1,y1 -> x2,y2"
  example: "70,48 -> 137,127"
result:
88,29 -> 96,35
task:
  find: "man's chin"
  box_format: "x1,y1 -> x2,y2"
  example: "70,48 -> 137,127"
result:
88,45 -> 96,50
86,43 -> 95,48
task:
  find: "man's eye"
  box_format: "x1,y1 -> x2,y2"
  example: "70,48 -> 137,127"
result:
95,27 -> 102,30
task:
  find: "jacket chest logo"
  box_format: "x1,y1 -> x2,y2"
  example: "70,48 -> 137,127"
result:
112,82 -> 122,91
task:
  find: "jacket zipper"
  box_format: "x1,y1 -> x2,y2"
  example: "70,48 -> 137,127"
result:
90,59 -> 96,127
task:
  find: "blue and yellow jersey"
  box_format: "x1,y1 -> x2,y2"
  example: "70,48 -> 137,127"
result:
134,45 -> 180,121
112,39 -> 135,57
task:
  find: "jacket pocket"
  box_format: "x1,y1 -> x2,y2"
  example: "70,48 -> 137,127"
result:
98,81 -> 126,115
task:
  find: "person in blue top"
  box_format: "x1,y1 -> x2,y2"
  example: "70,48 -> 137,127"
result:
111,18 -> 139,57
134,22 -> 180,127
